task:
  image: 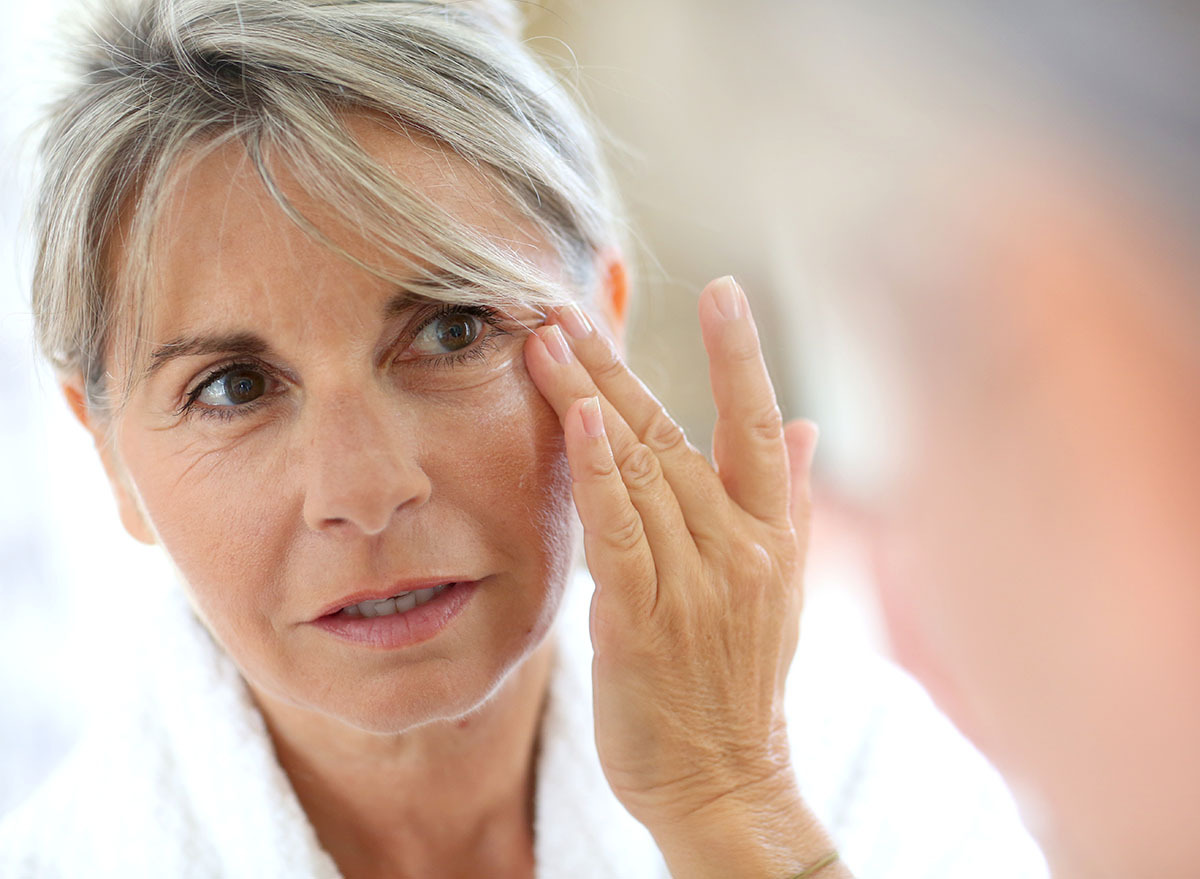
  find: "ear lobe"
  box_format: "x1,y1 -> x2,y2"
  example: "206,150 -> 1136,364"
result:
60,374 -> 157,546
594,248 -> 630,342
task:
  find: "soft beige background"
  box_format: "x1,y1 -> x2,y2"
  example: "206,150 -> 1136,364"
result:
524,0 -> 825,439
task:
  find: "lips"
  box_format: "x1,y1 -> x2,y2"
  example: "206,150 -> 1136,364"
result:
314,578 -> 474,620
310,579 -> 481,649
339,583 -> 452,618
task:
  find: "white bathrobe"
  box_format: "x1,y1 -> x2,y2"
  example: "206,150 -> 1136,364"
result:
0,574 -> 1047,878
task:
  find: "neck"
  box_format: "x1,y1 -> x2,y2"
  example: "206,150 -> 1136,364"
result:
254,638 -> 556,879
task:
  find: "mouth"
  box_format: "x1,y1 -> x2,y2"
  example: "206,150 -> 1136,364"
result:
334,583 -> 456,619
312,579 -> 481,649
318,579 -> 472,620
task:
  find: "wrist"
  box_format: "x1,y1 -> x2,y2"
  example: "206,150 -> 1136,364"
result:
642,767 -> 851,879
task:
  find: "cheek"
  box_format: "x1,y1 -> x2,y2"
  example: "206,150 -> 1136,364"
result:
423,366 -> 577,585
118,425 -> 296,635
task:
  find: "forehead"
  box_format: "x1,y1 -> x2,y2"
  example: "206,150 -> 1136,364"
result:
141,115 -> 545,332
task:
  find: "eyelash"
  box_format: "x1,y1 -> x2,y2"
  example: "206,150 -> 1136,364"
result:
178,304 -> 511,421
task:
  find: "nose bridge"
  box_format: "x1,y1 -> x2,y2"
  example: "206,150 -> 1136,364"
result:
300,382 -> 430,535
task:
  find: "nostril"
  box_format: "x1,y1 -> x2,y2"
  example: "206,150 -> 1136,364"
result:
303,467 -> 431,536
299,399 -> 432,534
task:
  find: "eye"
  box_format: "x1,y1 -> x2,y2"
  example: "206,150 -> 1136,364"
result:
407,310 -> 484,357
194,367 -> 268,408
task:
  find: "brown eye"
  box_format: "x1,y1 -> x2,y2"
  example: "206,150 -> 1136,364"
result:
436,314 -> 478,351
196,367 -> 267,407
409,311 -> 483,357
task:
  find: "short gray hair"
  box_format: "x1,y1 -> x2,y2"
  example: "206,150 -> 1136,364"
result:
33,0 -> 620,411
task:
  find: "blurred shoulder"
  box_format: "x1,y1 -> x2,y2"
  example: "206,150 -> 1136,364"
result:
787,602 -> 1049,879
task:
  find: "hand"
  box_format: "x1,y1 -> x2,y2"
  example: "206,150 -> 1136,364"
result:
525,277 -> 837,876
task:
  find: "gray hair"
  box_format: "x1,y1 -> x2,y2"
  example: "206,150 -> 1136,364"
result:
33,0 -> 620,412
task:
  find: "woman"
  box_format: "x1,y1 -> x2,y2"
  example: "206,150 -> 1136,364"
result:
0,1 -> 1041,876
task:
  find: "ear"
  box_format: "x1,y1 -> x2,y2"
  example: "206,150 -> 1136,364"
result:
594,247 -> 630,345
61,375 -> 157,546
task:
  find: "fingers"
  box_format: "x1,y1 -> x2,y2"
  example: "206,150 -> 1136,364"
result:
699,277 -> 791,524
524,325 -> 694,579
561,396 -> 659,615
778,419 -> 818,688
783,419 -> 819,522
550,302 -> 730,531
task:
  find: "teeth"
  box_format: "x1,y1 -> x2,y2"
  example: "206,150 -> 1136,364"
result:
371,598 -> 397,617
339,583 -> 452,619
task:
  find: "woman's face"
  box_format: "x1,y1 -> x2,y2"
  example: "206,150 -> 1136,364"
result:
96,119 -> 578,734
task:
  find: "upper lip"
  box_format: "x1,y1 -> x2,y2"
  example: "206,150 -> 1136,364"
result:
313,577 -> 474,619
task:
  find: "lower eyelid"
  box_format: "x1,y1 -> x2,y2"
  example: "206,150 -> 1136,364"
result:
189,389 -> 281,420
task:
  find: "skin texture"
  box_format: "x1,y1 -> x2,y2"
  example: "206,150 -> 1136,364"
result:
848,156 -> 1200,879
68,115 -> 840,878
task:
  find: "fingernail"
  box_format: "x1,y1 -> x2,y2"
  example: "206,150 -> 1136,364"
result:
712,276 -> 744,320
580,396 -> 604,437
559,303 -> 594,340
543,325 -> 572,365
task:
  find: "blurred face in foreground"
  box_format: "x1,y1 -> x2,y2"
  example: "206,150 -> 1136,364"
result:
857,154 -> 1200,877
88,116 -> 578,736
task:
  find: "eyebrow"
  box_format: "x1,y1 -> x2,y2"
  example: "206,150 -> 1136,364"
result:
381,270 -> 505,320
383,289 -> 422,321
144,331 -> 273,381
141,279 -> 499,382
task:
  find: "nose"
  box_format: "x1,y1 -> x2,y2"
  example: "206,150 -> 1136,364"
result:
300,387 -> 431,535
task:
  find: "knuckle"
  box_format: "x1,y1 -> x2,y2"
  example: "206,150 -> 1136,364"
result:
616,442 -> 663,493
641,412 -> 689,456
728,537 -> 775,583
605,512 -> 646,553
592,348 -> 627,385
747,403 -> 785,444
581,451 -> 618,482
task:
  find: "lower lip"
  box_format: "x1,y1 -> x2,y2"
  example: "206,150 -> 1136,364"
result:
310,581 -> 479,649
